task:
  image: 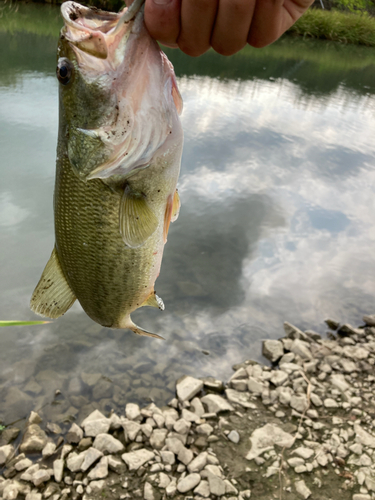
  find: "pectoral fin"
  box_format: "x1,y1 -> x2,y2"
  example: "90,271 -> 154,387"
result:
30,247 -> 76,319
141,291 -> 165,310
119,186 -> 158,248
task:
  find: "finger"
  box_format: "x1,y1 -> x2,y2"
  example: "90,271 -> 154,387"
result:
211,0 -> 256,56
177,0 -> 218,57
248,0 -> 313,48
144,0 -> 181,48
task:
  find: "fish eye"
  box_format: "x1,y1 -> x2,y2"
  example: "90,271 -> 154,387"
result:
56,58 -> 74,85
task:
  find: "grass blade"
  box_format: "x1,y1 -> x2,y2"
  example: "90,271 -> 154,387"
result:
0,321 -> 51,327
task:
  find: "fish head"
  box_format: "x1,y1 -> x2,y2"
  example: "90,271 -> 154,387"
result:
57,1 -> 183,182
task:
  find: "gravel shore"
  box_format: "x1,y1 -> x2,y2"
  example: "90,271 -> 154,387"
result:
1,315 -> 375,500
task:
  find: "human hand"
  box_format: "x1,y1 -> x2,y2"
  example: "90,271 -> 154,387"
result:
129,0 -> 314,56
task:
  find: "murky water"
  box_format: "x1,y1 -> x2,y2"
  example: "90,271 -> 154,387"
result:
1,3 -> 375,428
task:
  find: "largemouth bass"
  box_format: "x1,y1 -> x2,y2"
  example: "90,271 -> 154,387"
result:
30,0 -> 183,339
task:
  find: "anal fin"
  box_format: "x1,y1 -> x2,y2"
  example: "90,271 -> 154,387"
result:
120,185 -> 158,248
30,247 -> 76,319
141,291 -> 165,310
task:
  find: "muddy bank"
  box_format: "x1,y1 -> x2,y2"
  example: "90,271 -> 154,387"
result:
1,315 -> 375,500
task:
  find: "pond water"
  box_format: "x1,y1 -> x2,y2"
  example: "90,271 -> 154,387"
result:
0,3 -> 375,428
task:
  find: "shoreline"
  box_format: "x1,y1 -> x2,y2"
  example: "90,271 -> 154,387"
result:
1,315 -> 375,499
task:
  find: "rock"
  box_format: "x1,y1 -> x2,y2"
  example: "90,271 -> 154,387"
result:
208,474 -> 226,496
93,433 -> 124,454
15,458 -> 33,471
81,410 -> 110,437
201,377 -> 224,392
262,340 -> 284,362
246,424 -> 295,460
292,447 -> 314,459
123,420 -> 141,442
284,322 -> 308,340
324,398 -> 339,408
26,493 -> 42,500
354,424 -> 375,448
53,458 -> 64,482
181,409 -> 200,423
225,389 -> 256,409
330,374 -> 351,393
325,319 -> 339,330
67,451 -> 87,472
42,442 -> 56,457
176,376 -> 204,402
352,495 -> 372,500
121,449 -> 154,470
173,419 -> 191,435
227,431 -> 240,444
270,371 -> 288,387
81,448 -> 103,471
33,469 -> 51,487
190,398 -> 205,417
177,473 -> 201,493
2,481 -> 21,500
150,429 -> 168,449
66,423 -> 83,444
108,455 -> 126,473
125,403 -> 141,421
196,423 -> 214,436
194,479 -> 210,497
177,446 -> 194,465
290,395 -> 308,413
310,393 -> 323,407
20,425 -> 48,453
0,428 -> 20,446
295,479 -> 311,499
144,482 -> 160,500
290,339 -> 313,360
201,394 -> 234,414
187,452 -> 208,473
0,445 -> 14,465
248,377 -> 265,394
28,411 -> 42,424
89,479 -> 105,491
363,315 -> 375,326
87,456 -> 108,480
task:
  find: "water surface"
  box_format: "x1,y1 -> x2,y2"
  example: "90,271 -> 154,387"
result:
0,3 -> 375,427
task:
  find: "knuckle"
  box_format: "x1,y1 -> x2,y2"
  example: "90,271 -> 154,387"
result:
211,39 -> 245,56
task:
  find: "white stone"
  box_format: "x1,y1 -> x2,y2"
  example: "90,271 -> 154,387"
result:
263,340 -> 284,362
354,424 -> 375,448
173,418 -> 191,435
271,371 -> 289,387
295,479 -> 312,499
15,458 -> 33,471
246,424 -> 295,460
160,451 -> 175,465
290,395 -> 308,413
176,376 -> 203,402
67,451 -> 87,472
81,410 -> 110,437
150,429 -> 168,449
293,447 -> 314,459
228,430 -> 240,444
194,479 -> 210,497
187,452 -> 208,473
123,420 -> 141,441
87,456 -> 108,480
181,409 -> 200,423
125,403 -> 141,420
121,449 -> 154,470
33,469 -> 51,487
190,397 -> 205,417
248,377 -> 265,394
208,474 -> 226,496
177,473 -> 201,493
324,398 -> 339,408
0,445 -> 14,465
159,472 -> 171,489
178,446 -> 194,465
201,394 -> 234,413
53,459 -> 64,483
41,442 -> 56,458
290,339 -> 313,360
81,448 -> 103,471
225,389 -> 256,409
89,479 -> 105,491
93,433 -> 124,454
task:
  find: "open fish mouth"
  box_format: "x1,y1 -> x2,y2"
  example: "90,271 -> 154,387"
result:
61,0 -> 145,59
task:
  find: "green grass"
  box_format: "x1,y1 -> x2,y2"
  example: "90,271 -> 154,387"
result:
0,321 -> 50,327
288,8 -> 375,46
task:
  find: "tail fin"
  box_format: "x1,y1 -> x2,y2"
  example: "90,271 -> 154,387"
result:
121,315 -> 164,340
30,247 -> 76,319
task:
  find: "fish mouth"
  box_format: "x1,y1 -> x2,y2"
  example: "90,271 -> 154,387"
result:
61,0 -> 145,59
